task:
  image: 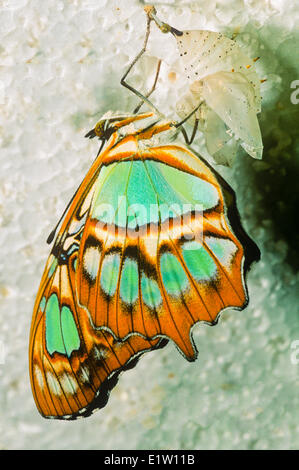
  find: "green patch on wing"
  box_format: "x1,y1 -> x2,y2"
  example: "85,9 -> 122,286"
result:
120,258 -> 139,304
91,161 -> 219,227
100,253 -> 120,296
141,275 -> 162,309
160,253 -> 189,296
48,256 -> 58,278
182,241 -> 217,281
45,293 -> 80,357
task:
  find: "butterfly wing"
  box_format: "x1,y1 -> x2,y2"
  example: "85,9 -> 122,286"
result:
75,136 -> 260,361
29,136 -> 165,420
30,117 -> 259,419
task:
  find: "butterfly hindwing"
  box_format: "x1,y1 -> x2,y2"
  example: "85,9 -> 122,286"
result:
75,134 -> 258,360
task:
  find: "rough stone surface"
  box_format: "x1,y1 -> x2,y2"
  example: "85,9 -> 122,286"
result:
0,0 -> 298,450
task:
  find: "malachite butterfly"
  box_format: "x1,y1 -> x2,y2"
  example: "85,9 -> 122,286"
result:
30,111 -> 260,420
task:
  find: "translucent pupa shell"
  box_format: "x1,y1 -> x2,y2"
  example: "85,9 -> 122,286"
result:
174,30 -> 263,164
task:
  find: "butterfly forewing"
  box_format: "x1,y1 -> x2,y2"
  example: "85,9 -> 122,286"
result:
29,116 -> 166,419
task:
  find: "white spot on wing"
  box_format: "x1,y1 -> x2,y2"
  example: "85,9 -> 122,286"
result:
83,246 -> 101,280
46,372 -> 61,396
60,373 -> 78,395
79,365 -> 90,384
34,366 -> 44,389
205,236 -> 238,268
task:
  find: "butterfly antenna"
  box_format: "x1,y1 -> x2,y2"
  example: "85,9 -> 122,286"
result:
96,138 -> 106,157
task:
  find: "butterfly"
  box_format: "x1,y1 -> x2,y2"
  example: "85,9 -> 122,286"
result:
29,110 -> 260,419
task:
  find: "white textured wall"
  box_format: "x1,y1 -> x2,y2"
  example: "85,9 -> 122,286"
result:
0,0 -> 298,450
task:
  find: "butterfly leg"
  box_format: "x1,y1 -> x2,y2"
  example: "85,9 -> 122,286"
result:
172,101 -> 203,145
120,11 -> 162,116
133,59 -> 162,114
179,118 -> 200,146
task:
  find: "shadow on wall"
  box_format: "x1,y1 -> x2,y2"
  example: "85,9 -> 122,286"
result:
238,25 -> 299,272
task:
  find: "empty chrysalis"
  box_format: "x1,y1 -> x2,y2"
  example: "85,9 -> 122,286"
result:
175,30 -> 263,164
148,9 -> 263,165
